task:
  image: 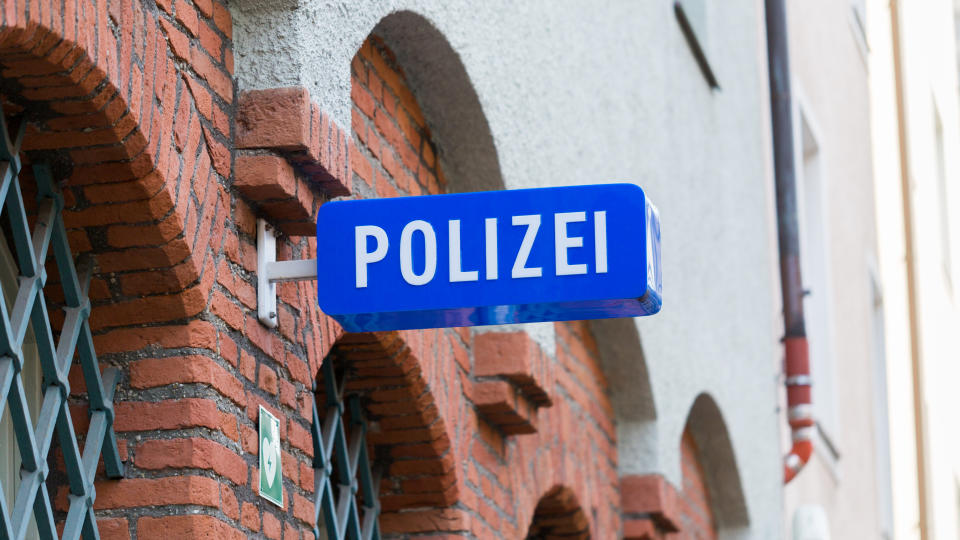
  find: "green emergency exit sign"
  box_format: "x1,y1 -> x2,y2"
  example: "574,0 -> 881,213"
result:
259,406 -> 283,506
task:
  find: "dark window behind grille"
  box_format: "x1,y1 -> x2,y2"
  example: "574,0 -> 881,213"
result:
0,195 -> 42,540
311,352 -> 382,540
0,110 -> 124,540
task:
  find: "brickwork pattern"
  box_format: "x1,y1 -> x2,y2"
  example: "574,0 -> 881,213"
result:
1,1 -> 319,538
344,39 -> 621,537
0,3 -> 715,538
349,37 -> 443,199
620,430 -> 719,540
524,486 -> 590,539
677,430 -> 718,540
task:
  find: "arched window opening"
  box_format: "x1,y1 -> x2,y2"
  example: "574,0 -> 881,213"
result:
352,11 -> 505,194
351,34 -> 447,199
680,393 -> 750,536
525,486 -> 590,540
679,428 -> 718,539
311,331 -> 458,538
311,346 -> 382,540
0,108 -> 124,539
0,173 -> 41,539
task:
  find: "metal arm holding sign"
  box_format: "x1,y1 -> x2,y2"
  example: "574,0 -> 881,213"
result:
256,184 -> 662,332
257,219 -> 317,327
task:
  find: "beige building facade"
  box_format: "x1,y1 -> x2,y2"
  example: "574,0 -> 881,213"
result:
780,1 -> 894,539
783,0 -> 960,538
868,0 -> 960,539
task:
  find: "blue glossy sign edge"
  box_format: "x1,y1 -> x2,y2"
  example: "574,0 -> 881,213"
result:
316,184 -> 662,332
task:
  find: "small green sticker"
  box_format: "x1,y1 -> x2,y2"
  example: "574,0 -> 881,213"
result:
259,405 -> 283,506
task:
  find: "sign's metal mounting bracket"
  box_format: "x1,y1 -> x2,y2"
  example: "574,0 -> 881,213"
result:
257,218 -> 317,328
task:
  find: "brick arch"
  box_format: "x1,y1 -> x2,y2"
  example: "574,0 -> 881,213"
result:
347,20 -> 620,540
0,5 -> 248,537
324,331 -> 458,524
351,32 -> 445,198
678,427 -> 718,539
360,9 -> 505,193
0,1 -> 231,331
525,485 -> 590,540
681,392 -> 749,534
343,30 -> 477,538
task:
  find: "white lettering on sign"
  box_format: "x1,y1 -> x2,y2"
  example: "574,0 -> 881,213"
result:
449,220 -> 479,282
485,218 -> 498,280
354,211 -> 609,287
511,214 -> 543,278
355,225 -> 388,288
555,212 -> 588,275
594,211 -> 607,273
400,220 -> 437,286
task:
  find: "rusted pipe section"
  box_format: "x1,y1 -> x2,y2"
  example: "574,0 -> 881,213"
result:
765,0 -> 814,483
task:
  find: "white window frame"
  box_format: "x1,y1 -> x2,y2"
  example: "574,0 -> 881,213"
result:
932,99 -> 955,294
848,0 -> 870,67
674,0 -> 719,89
792,91 -> 842,474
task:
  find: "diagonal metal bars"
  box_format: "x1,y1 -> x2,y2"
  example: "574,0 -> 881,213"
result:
0,107 -> 124,540
311,356 -> 381,540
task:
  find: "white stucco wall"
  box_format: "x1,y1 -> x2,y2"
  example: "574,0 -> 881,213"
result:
230,1 -> 784,537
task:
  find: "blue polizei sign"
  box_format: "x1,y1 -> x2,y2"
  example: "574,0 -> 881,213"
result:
316,183 -> 661,332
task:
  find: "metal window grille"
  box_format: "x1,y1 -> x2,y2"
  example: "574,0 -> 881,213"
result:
0,110 -> 124,540
311,355 -> 381,540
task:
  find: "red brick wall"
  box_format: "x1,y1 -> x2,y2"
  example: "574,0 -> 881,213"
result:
678,429 -> 718,540
1,4 -> 621,538
350,36 -> 443,198
2,1 -> 309,538
619,430 -> 719,539
347,38 -> 621,537
525,486 -> 590,539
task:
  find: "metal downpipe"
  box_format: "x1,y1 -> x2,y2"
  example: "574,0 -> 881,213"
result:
764,0 -> 814,483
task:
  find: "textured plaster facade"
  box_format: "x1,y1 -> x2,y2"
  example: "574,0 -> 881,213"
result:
232,1 -> 785,537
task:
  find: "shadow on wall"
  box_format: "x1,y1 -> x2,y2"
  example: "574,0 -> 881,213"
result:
684,392 -> 750,535
371,10 -> 505,193
591,318 -> 658,465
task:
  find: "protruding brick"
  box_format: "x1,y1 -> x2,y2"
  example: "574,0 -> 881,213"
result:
236,87 -> 350,196
620,475 -> 681,532
474,331 -> 553,406
134,437 -> 248,485
471,380 -> 537,435
94,476 -> 220,509
137,515 -> 245,540
130,355 -> 245,405
234,155 -> 298,201
236,87 -> 311,151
